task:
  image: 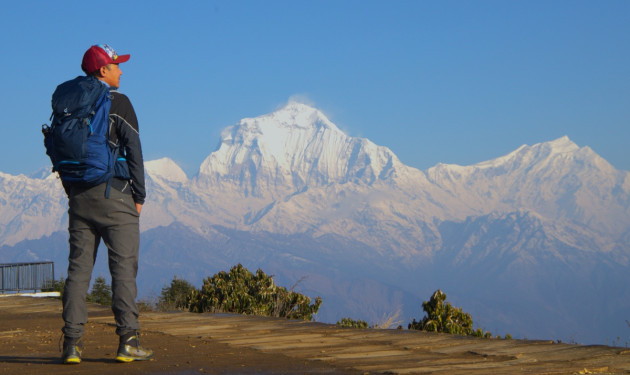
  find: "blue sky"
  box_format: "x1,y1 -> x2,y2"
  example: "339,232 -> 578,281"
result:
2,0 -> 629,176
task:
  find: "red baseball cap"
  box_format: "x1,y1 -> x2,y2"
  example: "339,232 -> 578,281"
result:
81,44 -> 130,74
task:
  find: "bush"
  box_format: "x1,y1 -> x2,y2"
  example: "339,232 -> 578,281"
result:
159,276 -> 196,311
409,289 -> 476,336
43,275 -> 66,298
137,299 -> 156,312
337,317 -> 369,329
187,264 -> 322,321
87,276 -> 112,306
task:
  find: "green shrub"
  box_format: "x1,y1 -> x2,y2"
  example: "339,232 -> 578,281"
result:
87,276 -> 112,306
187,264 -> 322,321
409,289 -> 475,335
137,299 -> 156,312
408,289 -> 508,338
337,317 -> 369,329
43,275 -> 66,298
159,276 -> 196,311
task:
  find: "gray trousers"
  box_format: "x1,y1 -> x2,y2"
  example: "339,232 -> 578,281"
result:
62,182 -> 140,338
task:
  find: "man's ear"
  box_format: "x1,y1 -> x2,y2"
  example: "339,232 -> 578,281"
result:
97,65 -> 108,78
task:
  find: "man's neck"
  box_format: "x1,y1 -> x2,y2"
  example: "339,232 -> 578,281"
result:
97,77 -> 110,87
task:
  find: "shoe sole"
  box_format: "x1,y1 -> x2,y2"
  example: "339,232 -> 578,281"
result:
116,354 -> 153,363
63,357 -> 81,364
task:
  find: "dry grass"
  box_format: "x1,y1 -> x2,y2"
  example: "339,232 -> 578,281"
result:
372,308 -> 403,329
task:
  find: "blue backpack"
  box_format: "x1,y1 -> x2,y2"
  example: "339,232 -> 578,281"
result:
42,76 -> 118,192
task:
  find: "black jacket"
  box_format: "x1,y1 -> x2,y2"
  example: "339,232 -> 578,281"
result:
108,89 -> 146,205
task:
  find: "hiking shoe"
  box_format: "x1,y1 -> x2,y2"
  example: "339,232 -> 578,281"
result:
61,336 -> 83,364
116,332 -> 154,362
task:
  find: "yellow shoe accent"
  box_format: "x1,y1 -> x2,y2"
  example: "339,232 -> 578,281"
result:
63,355 -> 81,364
115,354 -> 135,363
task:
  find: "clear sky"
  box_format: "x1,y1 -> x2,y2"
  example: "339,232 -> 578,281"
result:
2,0 -> 629,176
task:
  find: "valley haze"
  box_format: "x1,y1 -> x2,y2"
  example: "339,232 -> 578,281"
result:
1,102 -> 629,346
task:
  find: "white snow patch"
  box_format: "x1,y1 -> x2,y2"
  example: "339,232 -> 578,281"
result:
145,158 -> 188,183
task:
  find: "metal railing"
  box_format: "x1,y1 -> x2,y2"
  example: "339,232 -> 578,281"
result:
0,262 -> 55,293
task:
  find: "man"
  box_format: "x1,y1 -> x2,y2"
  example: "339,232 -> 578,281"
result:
60,44 -> 152,364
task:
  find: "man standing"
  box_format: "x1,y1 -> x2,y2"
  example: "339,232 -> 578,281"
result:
59,44 -> 152,364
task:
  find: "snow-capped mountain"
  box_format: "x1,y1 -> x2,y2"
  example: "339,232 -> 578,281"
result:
138,103 -> 629,258
0,171 -> 67,246
1,102 -> 629,345
196,102 -> 418,192
140,102 -> 449,256
427,136 -> 630,235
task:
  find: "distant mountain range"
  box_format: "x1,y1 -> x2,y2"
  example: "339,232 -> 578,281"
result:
2,102 -> 629,345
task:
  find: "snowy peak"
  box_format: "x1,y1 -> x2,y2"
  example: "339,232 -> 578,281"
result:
197,102 -> 403,194
426,136 -> 614,185
145,157 -> 188,183
259,101 -> 342,133
472,136 -> 578,171
429,136 -> 595,177
425,136 -> 629,234
545,135 -> 579,153
476,136 -> 617,177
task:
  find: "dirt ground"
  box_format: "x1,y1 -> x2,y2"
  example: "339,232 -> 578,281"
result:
3,296 -> 630,374
0,299 -> 358,375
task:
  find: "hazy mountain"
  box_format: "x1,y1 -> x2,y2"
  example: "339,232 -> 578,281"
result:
1,101 -> 629,345
0,172 -> 67,246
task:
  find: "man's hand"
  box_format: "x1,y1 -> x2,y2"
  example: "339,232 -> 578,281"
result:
135,203 -> 142,215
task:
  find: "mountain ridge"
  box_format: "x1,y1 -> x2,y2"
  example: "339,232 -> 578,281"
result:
2,103 -> 628,250
196,101 -> 408,199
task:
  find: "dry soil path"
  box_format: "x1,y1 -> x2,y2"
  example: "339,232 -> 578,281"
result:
1,296 -> 629,374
